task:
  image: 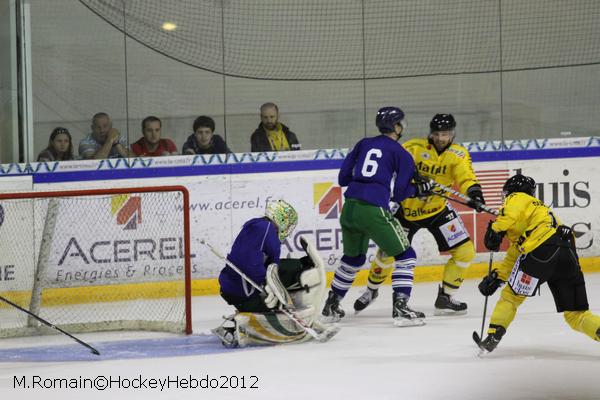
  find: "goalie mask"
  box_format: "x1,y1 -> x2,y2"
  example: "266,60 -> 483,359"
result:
265,199 -> 298,242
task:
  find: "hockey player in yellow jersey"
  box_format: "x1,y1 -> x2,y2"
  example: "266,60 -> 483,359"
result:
476,174 -> 600,352
354,114 -> 486,318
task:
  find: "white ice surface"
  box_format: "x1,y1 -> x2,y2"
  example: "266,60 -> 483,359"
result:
1,275 -> 600,400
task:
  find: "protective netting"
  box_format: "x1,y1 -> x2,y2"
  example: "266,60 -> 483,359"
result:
0,189 -> 190,337
79,0 -> 600,80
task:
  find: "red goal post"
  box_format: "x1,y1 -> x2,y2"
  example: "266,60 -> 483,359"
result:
0,185 -> 192,336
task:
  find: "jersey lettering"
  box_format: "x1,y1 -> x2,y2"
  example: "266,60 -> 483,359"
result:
361,148 -> 382,178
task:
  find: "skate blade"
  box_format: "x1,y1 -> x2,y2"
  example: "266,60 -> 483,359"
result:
393,318 -> 426,327
433,308 -> 468,316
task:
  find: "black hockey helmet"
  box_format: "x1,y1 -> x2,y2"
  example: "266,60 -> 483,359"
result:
376,106 -> 406,134
503,174 -> 536,196
430,114 -> 456,133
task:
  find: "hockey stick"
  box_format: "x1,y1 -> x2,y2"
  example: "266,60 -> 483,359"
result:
0,295 -> 100,355
429,190 -> 472,208
429,181 -> 499,216
472,251 -> 495,353
200,239 -> 337,343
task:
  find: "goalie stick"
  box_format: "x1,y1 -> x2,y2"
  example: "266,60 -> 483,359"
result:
200,238 -> 339,343
0,295 -> 100,356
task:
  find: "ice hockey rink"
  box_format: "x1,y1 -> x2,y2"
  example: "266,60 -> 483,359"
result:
1,275 -> 599,400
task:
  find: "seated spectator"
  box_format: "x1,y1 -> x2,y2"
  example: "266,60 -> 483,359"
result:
79,112 -> 134,159
250,102 -> 301,152
131,116 -> 178,157
182,116 -> 231,155
37,127 -> 75,162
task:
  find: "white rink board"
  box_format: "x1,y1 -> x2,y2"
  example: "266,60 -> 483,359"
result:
0,155 -> 594,284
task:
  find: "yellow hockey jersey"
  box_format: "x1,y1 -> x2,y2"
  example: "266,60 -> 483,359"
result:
400,138 -> 479,221
492,192 -> 559,254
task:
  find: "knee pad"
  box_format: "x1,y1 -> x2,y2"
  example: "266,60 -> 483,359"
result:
449,241 -> 475,268
500,285 -> 527,307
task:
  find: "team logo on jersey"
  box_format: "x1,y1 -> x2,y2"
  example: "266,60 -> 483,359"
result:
111,194 -> 142,230
313,182 -> 342,219
520,273 -> 532,285
421,152 -> 430,160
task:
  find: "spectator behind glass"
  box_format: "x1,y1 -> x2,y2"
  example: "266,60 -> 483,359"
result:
131,116 -> 178,157
37,127 -> 75,162
182,116 -> 231,155
79,112 -> 134,159
250,102 -> 301,152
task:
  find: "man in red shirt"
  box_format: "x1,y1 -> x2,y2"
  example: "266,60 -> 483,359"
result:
131,116 -> 178,157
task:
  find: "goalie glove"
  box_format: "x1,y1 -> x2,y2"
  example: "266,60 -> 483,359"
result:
467,184 -> 486,213
264,263 -> 294,309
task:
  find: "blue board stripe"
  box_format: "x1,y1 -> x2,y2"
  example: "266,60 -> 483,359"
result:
10,146 -> 600,184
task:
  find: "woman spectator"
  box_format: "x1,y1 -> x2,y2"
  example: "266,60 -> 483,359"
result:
37,127 -> 75,162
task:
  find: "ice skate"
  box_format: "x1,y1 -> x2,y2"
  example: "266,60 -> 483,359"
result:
434,285 -> 467,316
212,316 -> 239,348
473,325 -> 506,354
392,292 -> 425,327
321,291 -> 345,322
353,287 -> 379,314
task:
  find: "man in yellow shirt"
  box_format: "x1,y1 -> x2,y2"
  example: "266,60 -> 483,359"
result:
476,174 -> 600,352
250,103 -> 301,152
354,114 -> 486,318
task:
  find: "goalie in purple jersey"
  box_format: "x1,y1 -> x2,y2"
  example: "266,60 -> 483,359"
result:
214,200 -> 336,346
321,106 -> 433,326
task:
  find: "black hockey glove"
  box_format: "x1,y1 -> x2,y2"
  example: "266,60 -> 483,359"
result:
412,169 -> 434,199
478,269 -> 503,296
467,184 -> 486,213
414,181 -> 433,198
484,221 -> 504,252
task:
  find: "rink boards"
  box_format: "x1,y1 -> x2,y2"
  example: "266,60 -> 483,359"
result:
0,138 -> 599,305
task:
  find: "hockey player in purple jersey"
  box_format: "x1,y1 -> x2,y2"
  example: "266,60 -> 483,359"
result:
215,200 -> 335,346
321,106 -> 433,326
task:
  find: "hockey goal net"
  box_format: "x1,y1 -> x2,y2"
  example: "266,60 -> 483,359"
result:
0,186 -> 192,337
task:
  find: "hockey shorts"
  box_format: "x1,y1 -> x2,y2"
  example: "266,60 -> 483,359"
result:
508,226 -> 589,312
395,204 -> 470,252
340,198 -> 410,258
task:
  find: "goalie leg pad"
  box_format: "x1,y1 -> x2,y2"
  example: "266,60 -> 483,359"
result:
230,308 -> 316,347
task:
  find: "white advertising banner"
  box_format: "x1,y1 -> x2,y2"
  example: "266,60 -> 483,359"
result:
1,152 -> 598,287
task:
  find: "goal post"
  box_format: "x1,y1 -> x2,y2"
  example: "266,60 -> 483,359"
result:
0,185 -> 192,337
